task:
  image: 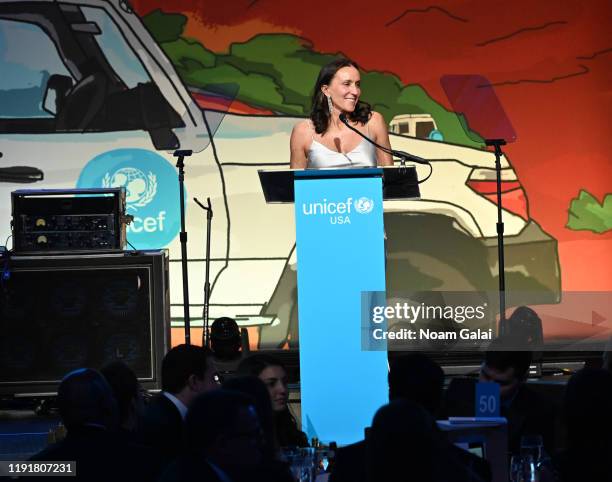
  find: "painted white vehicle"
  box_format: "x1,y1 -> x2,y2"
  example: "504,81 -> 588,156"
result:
389,113 -> 438,139
0,0 -> 559,349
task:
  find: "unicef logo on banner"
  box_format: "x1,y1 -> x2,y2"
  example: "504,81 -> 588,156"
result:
102,168 -> 157,209
355,197 -> 374,214
76,149 -> 182,249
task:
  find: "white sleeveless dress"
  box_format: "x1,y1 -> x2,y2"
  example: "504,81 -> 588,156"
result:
307,124 -> 377,168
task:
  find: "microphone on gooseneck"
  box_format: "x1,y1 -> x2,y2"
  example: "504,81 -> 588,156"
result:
338,113 -> 429,166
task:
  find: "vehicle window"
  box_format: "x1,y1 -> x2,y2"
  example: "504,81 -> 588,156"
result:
399,122 -> 410,134
415,121 -> 435,139
0,3 -> 183,135
80,6 -> 150,88
0,19 -> 74,119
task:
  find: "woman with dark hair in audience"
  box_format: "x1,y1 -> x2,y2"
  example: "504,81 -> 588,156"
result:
237,354 -> 309,447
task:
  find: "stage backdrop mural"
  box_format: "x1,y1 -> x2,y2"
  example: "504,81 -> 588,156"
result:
0,0 -> 609,352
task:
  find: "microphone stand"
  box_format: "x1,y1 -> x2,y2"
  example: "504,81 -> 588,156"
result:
485,139 -> 508,336
194,197 -> 213,349
174,149 -> 193,345
338,114 -> 430,168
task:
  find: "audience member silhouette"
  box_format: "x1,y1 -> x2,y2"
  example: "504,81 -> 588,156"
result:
332,354 -> 490,482
137,344 -> 218,465
388,353 -> 445,414
552,368 -> 612,482
366,400 -> 445,482
479,340 -> 556,455
27,368 -> 156,482
100,360 -> 143,435
237,354 -> 308,447
223,376 -> 295,481
223,375 -> 278,460
158,390 -> 265,482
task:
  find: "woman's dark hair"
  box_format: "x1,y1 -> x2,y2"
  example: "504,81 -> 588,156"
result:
237,354 -> 286,378
310,58 -> 372,134
237,354 -> 309,447
100,360 -> 139,427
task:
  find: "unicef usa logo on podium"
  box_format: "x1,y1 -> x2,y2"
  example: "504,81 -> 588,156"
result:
301,196 -> 374,225
76,148 -> 183,249
355,197 -> 374,214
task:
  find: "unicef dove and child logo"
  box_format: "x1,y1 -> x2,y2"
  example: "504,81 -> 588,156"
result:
354,197 -> 374,214
302,196 -> 374,224
77,149 -> 182,248
102,167 -> 157,210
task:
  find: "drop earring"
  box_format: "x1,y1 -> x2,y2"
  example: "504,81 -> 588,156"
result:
326,95 -> 333,115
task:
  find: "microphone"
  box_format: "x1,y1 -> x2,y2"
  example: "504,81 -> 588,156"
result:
339,113 -> 429,166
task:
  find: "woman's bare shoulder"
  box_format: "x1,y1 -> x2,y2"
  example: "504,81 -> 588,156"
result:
369,111 -> 385,125
368,111 -> 389,132
292,119 -> 313,135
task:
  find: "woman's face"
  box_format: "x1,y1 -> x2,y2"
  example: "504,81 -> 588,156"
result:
323,65 -> 361,114
259,365 -> 289,412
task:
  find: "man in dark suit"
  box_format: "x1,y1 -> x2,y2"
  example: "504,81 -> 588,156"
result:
137,344 -> 219,464
331,354 -> 491,482
479,347 -> 556,456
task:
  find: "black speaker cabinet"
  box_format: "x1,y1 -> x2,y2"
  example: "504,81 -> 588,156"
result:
0,250 -> 170,396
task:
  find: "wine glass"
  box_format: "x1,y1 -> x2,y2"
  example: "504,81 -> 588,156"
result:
510,454 -> 537,482
520,434 -> 543,465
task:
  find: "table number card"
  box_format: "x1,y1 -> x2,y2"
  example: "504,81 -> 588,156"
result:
475,382 -> 500,418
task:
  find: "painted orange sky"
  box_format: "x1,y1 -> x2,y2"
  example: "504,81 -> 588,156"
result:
133,0 -> 612,290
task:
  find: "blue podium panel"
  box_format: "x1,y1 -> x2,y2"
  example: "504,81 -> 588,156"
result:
294,174 -> 388,445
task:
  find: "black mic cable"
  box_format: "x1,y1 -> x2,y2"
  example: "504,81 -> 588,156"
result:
338,113 -> 433,184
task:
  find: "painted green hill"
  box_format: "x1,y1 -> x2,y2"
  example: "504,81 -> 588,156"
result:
143,9 -> 484,148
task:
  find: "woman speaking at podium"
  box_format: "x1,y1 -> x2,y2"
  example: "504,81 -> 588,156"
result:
290,58 -> 394,169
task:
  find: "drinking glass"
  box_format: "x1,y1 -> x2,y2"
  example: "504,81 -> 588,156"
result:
510,454 -> 537,482
283,447 -> 315,482
520,435 -> 543,465
315,447 -> 331,473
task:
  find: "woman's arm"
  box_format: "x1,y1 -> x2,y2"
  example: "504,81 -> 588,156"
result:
290,121 -> 310,169
370,111 -> 394,166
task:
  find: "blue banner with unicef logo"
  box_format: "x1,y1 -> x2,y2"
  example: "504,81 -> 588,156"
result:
76,148 -> 182,249
294,172 -> 388,445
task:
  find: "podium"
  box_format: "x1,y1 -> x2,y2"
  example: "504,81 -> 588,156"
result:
259,166 -> 419,445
